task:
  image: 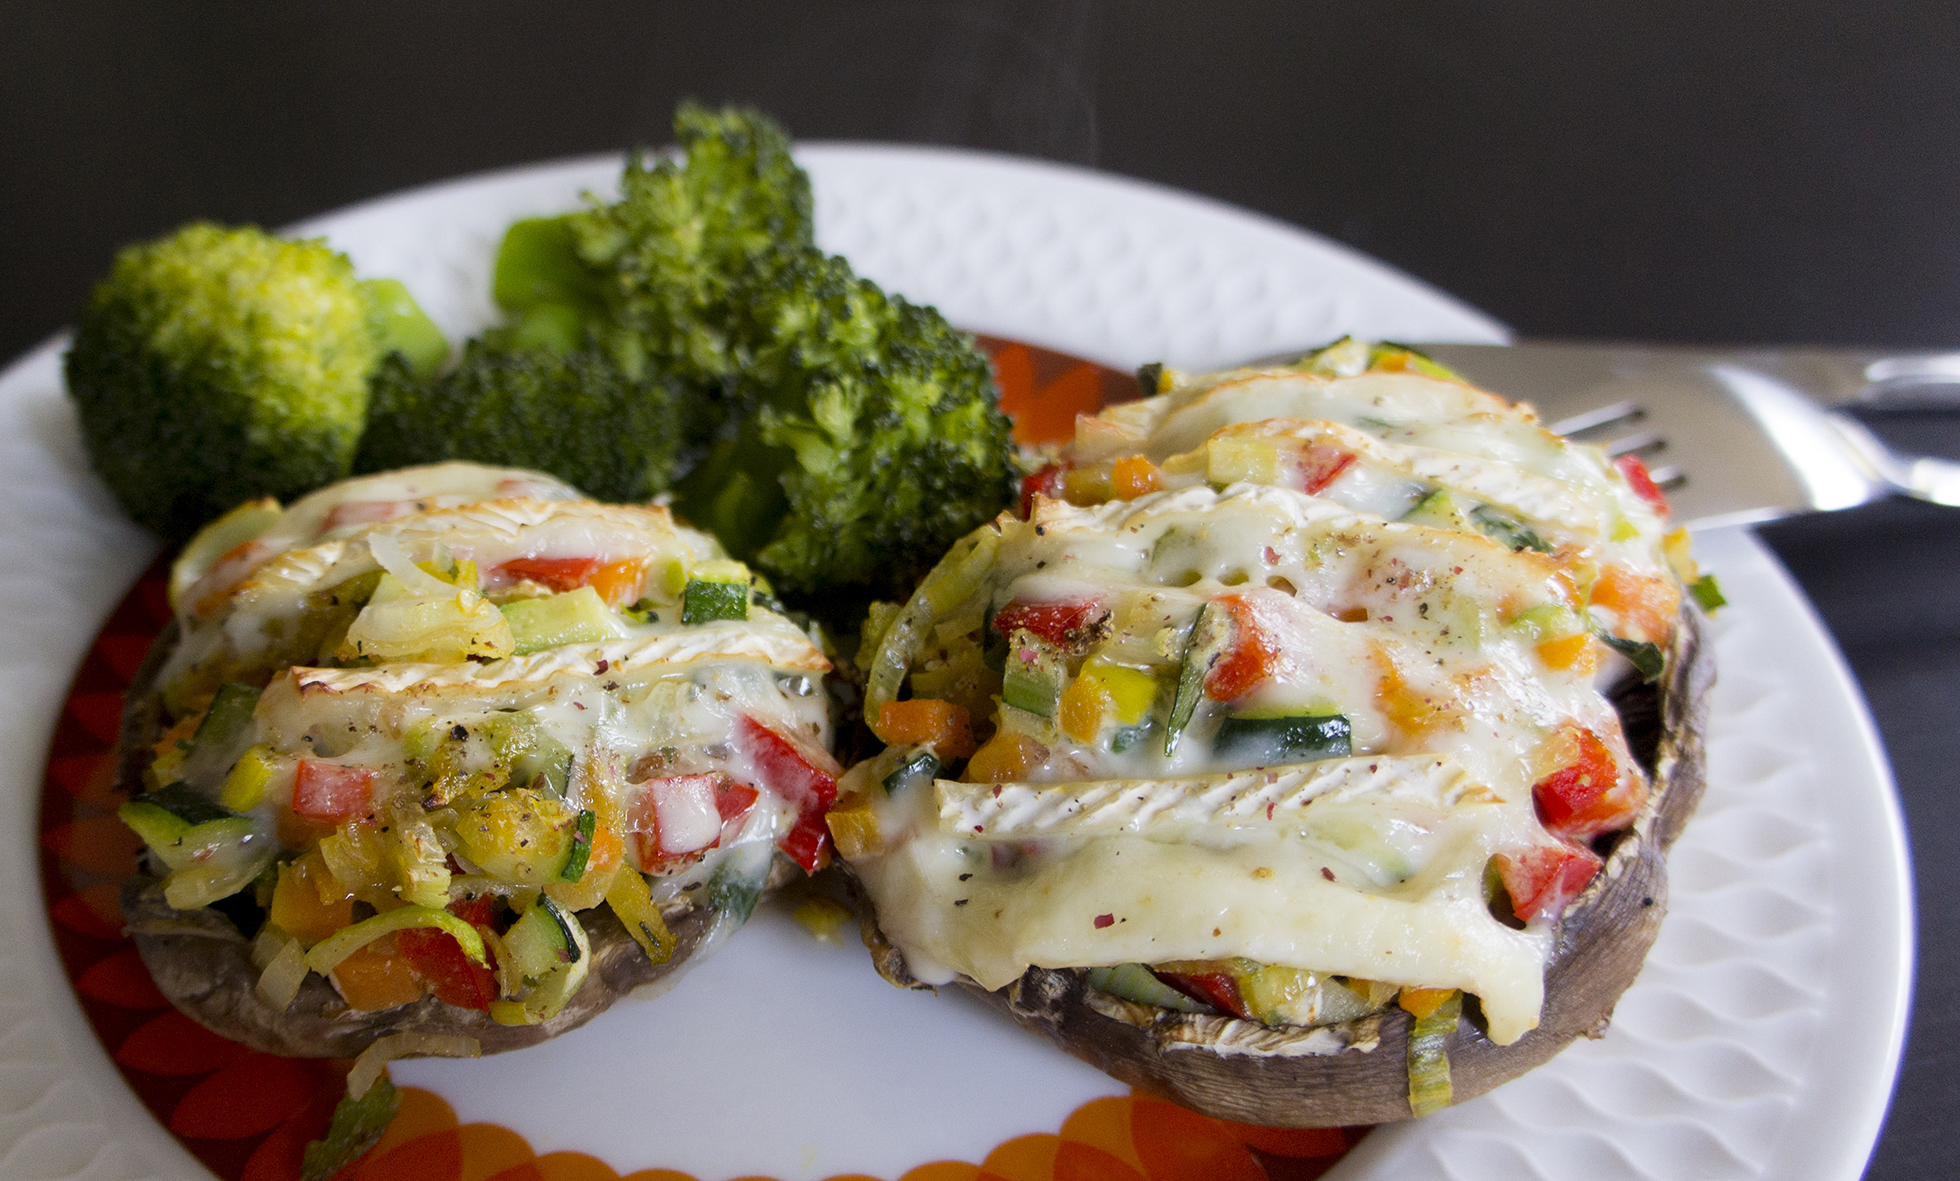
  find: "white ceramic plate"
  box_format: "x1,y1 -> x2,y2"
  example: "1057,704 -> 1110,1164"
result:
0,147 -> 1909,1181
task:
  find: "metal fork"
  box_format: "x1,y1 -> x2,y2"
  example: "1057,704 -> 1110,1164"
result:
1414,342 -> 1960,529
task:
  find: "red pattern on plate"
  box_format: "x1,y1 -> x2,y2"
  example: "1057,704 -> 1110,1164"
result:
36,341 -> 1365,1180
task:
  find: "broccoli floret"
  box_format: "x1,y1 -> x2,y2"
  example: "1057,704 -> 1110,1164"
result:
64,222 -> 445,542
355,341 -> 683,503
477,103 -> 1020,604
567,101 -> 814,393
673,250 -> 1020,600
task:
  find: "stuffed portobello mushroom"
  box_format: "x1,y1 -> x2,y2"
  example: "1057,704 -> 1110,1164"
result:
118,462 -> 840,1058
834,341 -> 1713,1126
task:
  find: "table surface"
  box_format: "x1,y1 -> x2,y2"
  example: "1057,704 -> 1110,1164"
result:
3,5 -> 1954,1179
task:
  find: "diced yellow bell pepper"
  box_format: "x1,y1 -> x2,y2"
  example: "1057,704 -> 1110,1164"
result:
825,797 -> 884,860
1207,436 -> 1281,486
792,895 -> 853,943
270,851 -> 356,946
220,744 -> 279,811
1081,658 -> 1159,725
604,868 -> 675,964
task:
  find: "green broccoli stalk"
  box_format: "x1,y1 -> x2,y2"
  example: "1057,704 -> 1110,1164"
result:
354,341 -> 683,503
64,222 -> 446,542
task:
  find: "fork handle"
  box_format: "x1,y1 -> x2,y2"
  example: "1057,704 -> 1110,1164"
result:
1860,355 -> 1960,409
1828,413 -> 1960,507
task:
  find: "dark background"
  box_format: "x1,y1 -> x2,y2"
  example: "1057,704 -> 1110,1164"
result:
4,3 -> 1955,1177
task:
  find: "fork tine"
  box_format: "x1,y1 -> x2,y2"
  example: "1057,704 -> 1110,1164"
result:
1646,465 -> 1686,488
1549,400 -> 1644,436
1604,430 -> 1666,458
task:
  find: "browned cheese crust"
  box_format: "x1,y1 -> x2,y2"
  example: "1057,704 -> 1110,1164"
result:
860,606 -> 1711,1127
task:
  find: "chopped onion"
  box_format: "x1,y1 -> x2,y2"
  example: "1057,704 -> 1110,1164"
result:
651,775 -> 723,855
347,1033 -> 480,1100
366,532 -> 460,600
255,937 -> 309,1011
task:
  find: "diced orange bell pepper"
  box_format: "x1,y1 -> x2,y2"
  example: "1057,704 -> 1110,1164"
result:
1589,565 -> 1681,645
1111,455 -> 1166,499
1059,674 -> 1111,743
269,851 -> 354,945
874,699 -> 977,759
1397,986 -> 1456,1019
1204,594 -> 1280,702
329,935 -> 426,1011
963,730 -> 1047,783
587,559 -> 644,606
1535,632 -> 1596,673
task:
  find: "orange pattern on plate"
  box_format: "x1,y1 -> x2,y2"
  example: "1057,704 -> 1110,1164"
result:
37,342 -> 1364,1180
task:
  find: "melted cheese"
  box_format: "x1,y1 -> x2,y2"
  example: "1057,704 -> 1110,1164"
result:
850,363 -> 1681,1047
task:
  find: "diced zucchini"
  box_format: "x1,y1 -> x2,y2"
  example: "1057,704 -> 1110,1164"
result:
1689,574 -> 1726,612
1134,362 -> 1165,396
1599,632 -> 1666,682
191,683 -> 260,754
127,782 -> 232,827
1509,603 -> 1580,642
503,895 -> 579,980
1165,603 -> 1230,756
1214,713 -> 1352,766
500,895 -> 590,1021
558,810 -> 597,882
681,560 -> 752,625
1405,990 -> 1462,1116
500,586 -> 627,655
1001,633 -> 1067,719
1400,488 -> 1471,531
1086,963 -> 1209,1012
881,748 -> 942,795
706,857 -> 765,924
1297,335 -> 1372,378
1470,505 -> 1552,554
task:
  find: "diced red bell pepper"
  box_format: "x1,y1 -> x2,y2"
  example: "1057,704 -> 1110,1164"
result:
1615,454 -> 1670,515
398,925 -> 498,1011
1531,727 -> 1644,840
498,556 -> 603,592
1495,842 -> 1604,923
991,597 -> 1109,650
291,760 -> 374,822
1019,463 -> 1069,517
715,781 -> 759,822
734,716 -> 840,873
631,773 -> 727,868
447,895 -> 500,930
1294,445 -> 1356,495
1204,594 -> 1281,702
1156,968 -> 1254,1020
